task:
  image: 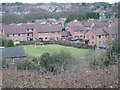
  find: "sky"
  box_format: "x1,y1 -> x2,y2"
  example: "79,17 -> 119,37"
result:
0,0 -> 119,4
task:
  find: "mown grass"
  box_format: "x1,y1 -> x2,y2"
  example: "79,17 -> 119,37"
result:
22,44 -> 92,57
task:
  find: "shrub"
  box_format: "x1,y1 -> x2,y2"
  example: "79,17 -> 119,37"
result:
4,40 -> 14,47
0,38 -> 14,47
20,41 -> 36,45
17,59 -> 38,70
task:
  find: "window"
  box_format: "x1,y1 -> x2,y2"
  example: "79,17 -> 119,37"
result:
86,35 -> 90,39
92,41 -> 94,44
22,38 -> 26,41
112,35 -> 115,38
27,29 -> 29,31
92,36 -> 94,39
45,37 -> 48,39
103,41 -> 105,44
13,34 -> 14,36
99,35 -> 101,38
99,41 -> 101,45
22,34 -> 26,36
18,34 -> 20,36
80,35 -> 82,37
45,33 -> 48,34
7,34 -> 9,37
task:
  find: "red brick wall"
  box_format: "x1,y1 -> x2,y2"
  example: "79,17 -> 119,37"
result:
6,34 -> 28,41
67,27 -> 84,39
85,30 -> 108,46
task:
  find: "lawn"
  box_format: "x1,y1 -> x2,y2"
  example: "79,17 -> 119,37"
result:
22,44 -> 92,57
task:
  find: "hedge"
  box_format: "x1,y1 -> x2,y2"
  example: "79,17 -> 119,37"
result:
19,41 -> 95,49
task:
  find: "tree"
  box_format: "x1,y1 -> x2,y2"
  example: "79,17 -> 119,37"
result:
4,40 -> 14,47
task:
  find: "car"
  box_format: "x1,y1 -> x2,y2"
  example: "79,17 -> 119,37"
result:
99,45 -> 107,49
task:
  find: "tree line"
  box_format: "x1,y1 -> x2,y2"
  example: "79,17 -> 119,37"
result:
2,7 -> 94,25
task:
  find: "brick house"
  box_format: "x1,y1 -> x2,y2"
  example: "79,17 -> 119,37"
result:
33,24 -> 62,41
2,26 -> 32,41
2,24 -> 62,41
67,25 -> 85,39
83,21 -> 95,29
104,26 -> 118,44
66,20 -> 82,27
85,28 -> 108,46
94,22 -> 110,28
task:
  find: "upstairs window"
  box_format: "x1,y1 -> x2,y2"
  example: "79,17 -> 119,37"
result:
99,35 -> 101,38
86,35 -> 90,39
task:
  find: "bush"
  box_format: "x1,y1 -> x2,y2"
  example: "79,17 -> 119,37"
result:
0,38 -> 14,47
17,59 -> 38,70
20,41 -> 36,45
4,40 -> 14,47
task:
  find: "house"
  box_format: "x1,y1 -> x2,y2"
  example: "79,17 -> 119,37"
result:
0,47 -> 26,65
47,18 -> 57,24
34,19 -> 46,24
85,28 -> 108,46
104,26 -> 118,44
2,23 -> 62,42
0,47 -> 27,69
94,22 -> 110,28
67,25 -> 85,39
66,20 -> 82,27
61,31 -> 72,40
34,24 -> 62,41
83,21 -> 95,29
2,26 -> 31,41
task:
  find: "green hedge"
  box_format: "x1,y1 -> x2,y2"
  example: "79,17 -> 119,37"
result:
19,41 -> 94,49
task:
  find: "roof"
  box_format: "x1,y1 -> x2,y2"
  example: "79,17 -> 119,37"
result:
3,26 -> 28,34
104,27 -> 118,35
59,18 -> 67,22
2,24 -> 62,34
83,21 -> 94,27
35,19 -> 46,23
95,22 -> 109,27
67,21 -> 82,27
61,31 -> 72,37
35,24 -> 61,33
0,47 -> 26,58
70,25 -> 84,32
91,28 -> 108,36
47,18 -> 57,23
99,18 -> 109,22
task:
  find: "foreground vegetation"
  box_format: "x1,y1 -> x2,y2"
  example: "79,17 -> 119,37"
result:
2,65 -> 118,88
1,38 -> 119,88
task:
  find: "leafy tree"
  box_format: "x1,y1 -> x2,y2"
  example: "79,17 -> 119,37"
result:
4,40 -> 14,47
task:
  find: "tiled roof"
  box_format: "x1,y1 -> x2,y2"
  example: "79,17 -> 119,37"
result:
70,25 -> 84,32
35,24 -> 61,33
91,28 -> 108,36
95,22 -> 109,27
83,21 -> 94,27
104,27 -> 118,35
0,47 -> 26,58
2,24 -> 61,34
67,21 -> 82,26
61,31 -> 72,37
3,26 -> 28,34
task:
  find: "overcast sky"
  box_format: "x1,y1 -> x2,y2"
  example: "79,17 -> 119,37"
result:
0,0 -> 119,4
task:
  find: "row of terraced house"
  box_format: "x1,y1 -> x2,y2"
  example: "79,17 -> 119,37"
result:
1,18 -> 118,46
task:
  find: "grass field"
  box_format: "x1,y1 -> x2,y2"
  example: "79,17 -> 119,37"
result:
22,44 -> 92,57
